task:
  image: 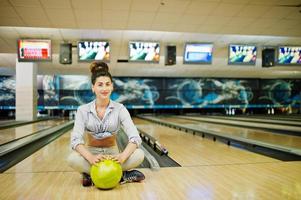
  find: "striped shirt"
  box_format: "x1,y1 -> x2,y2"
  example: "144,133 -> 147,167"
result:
70,100 -> 141,150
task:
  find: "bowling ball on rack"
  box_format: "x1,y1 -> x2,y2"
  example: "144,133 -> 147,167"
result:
90,159 -> 123,189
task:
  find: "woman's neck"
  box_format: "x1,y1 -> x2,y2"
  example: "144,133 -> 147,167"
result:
95,98 -> 110,108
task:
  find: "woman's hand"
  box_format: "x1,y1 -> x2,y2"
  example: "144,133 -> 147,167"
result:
111,153 -> 127,164
87,154 -> 106,165
110,142 -> 137,164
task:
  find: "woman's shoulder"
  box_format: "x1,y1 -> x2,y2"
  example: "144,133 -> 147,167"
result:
77,101 -> 94,112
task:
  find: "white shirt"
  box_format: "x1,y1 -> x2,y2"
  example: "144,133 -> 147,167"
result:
70,100 -> 141,149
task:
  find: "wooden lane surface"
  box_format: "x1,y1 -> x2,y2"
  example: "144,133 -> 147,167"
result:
155,116 -> 301,150
0,128 -> 301,199
1,162 -> 301,200
0,123 -> 301,199
180,115 -> 301,132
245,115 -> 301,122
0,119 -> 68,145
1,163 -> 301,200
134,118 -> 278,166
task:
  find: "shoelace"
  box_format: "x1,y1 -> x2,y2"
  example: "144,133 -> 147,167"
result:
125,172 -> 137,182
120,170 -> 145,184
122,171 -> 141,183
126,175 -> 136,182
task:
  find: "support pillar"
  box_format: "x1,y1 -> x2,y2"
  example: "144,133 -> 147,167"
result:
15,60 -> 37,121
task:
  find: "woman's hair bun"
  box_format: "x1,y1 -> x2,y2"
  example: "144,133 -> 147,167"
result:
89,61 -> 109,74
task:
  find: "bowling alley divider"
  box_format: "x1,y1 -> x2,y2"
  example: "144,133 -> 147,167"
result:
0,121 -> 74,173
0,116 -> 54,130
116,128 -> 179,168
138,129 -> 168,155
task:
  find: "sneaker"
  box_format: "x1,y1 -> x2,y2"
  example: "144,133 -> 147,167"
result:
120,170 -> 145,184
82,173 -> 93,187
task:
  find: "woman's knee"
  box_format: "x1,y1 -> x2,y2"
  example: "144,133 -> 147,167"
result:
128,148 -> 145,166
67,151 -> 81,167
133,148 -> 145,163
121,148 -> 145,171
67,151 -> 89,171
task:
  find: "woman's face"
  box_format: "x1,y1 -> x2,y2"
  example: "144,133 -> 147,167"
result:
92,76 -> 113,100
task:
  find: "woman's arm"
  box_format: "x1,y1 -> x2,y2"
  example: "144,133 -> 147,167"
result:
113,142 -> 137,164
112,105 -> 142,163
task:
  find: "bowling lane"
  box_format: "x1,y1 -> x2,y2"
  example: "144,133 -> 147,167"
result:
134,118 -> 279,167
154,116 -> 301,151
178,115 -> 301,133
205,115 -> 301,127
4,130 -> 73,173
0,119 -> 68,145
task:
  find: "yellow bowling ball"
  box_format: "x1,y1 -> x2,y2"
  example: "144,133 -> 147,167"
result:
90,159 -> 123,189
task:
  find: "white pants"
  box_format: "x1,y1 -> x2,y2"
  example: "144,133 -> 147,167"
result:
67,146 -> 145,174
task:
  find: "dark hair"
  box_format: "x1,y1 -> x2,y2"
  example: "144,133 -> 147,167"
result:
89,61 -> 113,85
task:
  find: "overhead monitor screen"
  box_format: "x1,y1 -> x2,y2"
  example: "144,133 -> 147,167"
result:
129,41 -> 160,63
183,43 -> 213,64
277,46 -> 301,65
17,39 -> 52,62
78,41 -> 110,62
228,44 -> 257,65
